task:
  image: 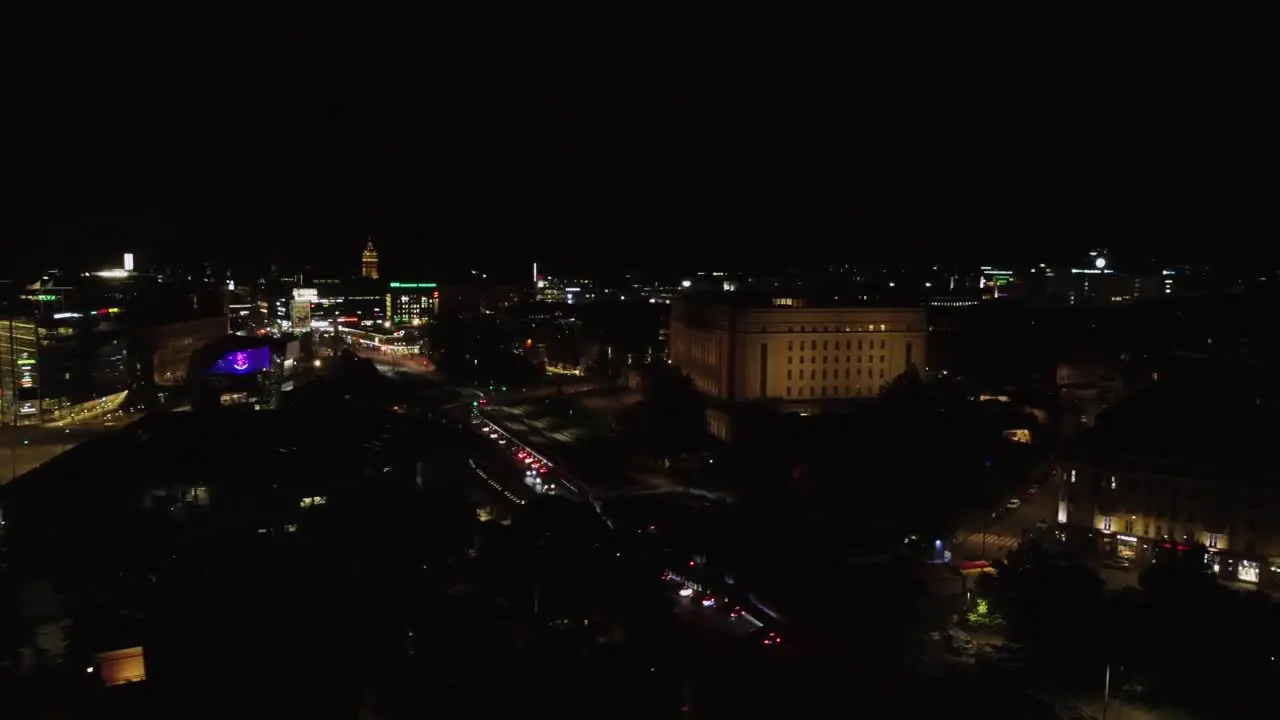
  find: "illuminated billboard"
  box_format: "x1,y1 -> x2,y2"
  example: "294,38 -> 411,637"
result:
208,346 -> 271,375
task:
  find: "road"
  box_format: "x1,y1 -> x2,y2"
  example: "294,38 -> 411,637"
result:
482,394 -> 722,500
415,375 -> 1057,715
348,346 -> 435,376
1,405 -> 143,485
955,473 -> 1062,562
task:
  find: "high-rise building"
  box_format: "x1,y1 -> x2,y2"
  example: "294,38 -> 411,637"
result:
361,239 -> 380,280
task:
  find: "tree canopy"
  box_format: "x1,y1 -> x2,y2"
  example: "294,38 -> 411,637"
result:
975,539 -> 1280,714
618,367 -> 707,463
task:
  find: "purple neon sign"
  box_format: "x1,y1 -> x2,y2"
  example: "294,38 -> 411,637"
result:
209,346 -> 271,375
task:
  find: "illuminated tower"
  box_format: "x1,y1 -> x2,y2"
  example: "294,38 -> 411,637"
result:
361,238 -> 380,279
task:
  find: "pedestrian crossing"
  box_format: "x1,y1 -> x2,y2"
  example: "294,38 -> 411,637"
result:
962,532 -> 1021,549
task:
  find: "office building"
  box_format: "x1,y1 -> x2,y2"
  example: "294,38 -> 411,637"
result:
385,282 -> 438,326
275,277 -> 386,331
534,277 -> 567,303
669,296 -> 927,404
1,267 -> 231,421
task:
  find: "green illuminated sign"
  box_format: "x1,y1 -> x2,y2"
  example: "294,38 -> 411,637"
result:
389,282 -> 437,288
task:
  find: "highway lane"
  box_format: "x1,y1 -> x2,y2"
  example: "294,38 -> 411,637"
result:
481,400 -> 692,499
1,410 -> 143,485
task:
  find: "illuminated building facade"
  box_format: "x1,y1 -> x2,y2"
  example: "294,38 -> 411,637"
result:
5,271 -> 232,414
385,282 -> 438,325
668,297 -> 928,405
1,309 -> 134,426
361,239 -> 380,279
275,279 -> 386,331
534,277 -> 567,303
0,315 -> 41,426
1063,456 -> 1280,590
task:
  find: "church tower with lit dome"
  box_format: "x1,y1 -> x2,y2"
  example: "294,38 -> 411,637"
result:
361,238 -> 380,279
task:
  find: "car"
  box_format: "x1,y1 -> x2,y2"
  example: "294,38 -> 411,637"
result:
1005,498 -> 1022,510
1026,484 -> 1039,495
729,606 -> 745,619
1101,558 -> 1132,571
761,631 -> 783,646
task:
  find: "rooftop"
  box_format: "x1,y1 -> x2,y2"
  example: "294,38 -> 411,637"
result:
677,292 -> 925,311
1071,383 -> 1280,473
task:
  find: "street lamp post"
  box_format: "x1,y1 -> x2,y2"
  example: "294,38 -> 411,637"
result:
1102,662 -> 1111,720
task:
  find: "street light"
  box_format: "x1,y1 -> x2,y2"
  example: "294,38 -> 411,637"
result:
1102,662 -> 1111,720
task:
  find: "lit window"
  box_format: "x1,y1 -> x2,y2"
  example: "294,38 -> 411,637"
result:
299,496 -> 328,509
1101,516 -> 1113,531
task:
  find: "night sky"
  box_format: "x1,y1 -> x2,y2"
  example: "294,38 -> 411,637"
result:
8,28 -> 1269,281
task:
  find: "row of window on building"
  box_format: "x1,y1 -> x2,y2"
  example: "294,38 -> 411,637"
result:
787,366 -> 885,382
1100,515 -> 1226,548
790,354 -> 886,366
786,384 -> 877,398
791,338 -> 886,353
780,323 -> 901,333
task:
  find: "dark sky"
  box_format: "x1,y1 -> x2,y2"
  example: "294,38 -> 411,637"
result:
8,28 -> 1271,281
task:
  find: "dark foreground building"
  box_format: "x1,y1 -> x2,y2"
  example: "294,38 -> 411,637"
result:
0,393 -> 681,718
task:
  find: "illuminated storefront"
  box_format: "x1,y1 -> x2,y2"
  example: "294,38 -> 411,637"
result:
1237,559 -> 1260,584
1116,534 -> 1139,560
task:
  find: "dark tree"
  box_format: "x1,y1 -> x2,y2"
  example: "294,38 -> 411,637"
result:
976,536 -> 1106,667
620,367 -> 707,465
